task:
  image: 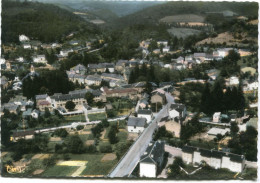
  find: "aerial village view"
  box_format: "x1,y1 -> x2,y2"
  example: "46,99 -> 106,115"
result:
0,0 -> 258,181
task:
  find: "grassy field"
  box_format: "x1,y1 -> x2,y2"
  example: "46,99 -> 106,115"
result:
88,113 -> 107,121
41,165 -> 78,177
65,114 -> 86,122
68,154 -> 117,176
167,27 -> 201,38
159,14 -> 204,23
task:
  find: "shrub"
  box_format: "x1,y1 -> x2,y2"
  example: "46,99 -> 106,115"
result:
99,143 -> 113,153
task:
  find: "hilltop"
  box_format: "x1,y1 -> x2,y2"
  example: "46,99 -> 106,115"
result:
110,1 -> 258,28
2,0 -> 98,43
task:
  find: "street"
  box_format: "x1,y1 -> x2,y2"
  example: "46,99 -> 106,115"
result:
108,92 -> 175,177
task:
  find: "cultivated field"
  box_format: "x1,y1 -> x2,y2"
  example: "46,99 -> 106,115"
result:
196,32 -> 256,46
159,14 -> 204,24
248,19 -> 258,25
167,27 -> 201,38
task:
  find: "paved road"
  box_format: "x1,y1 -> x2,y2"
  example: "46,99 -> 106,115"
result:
108,92 -> 175,178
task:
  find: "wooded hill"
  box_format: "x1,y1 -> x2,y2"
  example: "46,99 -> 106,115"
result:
2,0 -> 99,44
110,1 -> 258,28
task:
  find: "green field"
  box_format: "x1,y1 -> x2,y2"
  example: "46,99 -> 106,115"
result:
41,165 -> 78,177
68,154 -> 117,176
88,113 -> 107,121
65,114 -> 86,122
167,27 -> 202,39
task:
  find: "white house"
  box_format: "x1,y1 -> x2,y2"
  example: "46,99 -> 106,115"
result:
169,103 -> 186,121
33,55 -> 47,64
157,41 -> 168,47
182,145 -> 245,173
31,109 -> 40,119
60,49 -> 73,57
139,141 -> 165,178
23,44 -> 31,49
137,109 -> 153,123
213,112 -> 221,123
207,127 -> 230,136
16,57 -> 24,62
248,82 -> 258,90
217,48 -> 234,58
127,117 -> 147,133
19,35 -> 30,42
162,46 -> 170,53
227,76 -> 239,85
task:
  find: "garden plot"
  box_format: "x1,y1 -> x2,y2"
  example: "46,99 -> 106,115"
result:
101,153 -> 117,162
57,160 -> 88,166
32,154 -> 52,160
167,27 -> 201,38
160,14 -> 204,23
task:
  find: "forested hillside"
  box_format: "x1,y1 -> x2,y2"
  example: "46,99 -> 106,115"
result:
2,0 -> 98,43
111,1 -> 258,28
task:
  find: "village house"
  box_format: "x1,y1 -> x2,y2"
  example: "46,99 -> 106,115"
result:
151,92 -> 166,105
37,100 -> 53,111
1,103 -> 20,114
139,140 -> 165,178
85,75 -> 102,86
139,39 -> 151,49
115,60 -> 129,72
194,53 -> 206,62
157,41 -> 168,47
33,55 -> 47,64
22,43 -> 31,49
182,145 -> 245,173
70,64 -> 88,74
11,130 -> 35,142
137,109 -> 153,123
207,127 -> 230,137
101,73 -> 124,81
60,49 -> 73,57
127,117 -> 147,133
103,87 -> 139,100
19,34 -> 30,42
226,76 -> 239,86
169,103 -> 186,121
1,76 -> 9,89
213,112 -> 221,123
51,92 -> 87,109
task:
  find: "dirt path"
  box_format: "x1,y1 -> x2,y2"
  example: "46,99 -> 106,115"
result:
71,166 -> 86,177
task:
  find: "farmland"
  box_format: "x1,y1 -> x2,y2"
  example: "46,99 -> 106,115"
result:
159,14 -> 205,24
167,27 -> 201,38
196,32 -> 256,46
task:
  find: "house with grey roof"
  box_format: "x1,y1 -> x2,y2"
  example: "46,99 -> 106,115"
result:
139,140 -> 165,178
127,117 -> 147,133
51,92 -> 87,109
85,75 -> 102,86
70,64 -> 87,75
182,145 -> 245,173
137,109 -> 153,123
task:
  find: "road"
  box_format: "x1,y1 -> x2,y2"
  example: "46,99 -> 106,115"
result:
108,92 -> 175,178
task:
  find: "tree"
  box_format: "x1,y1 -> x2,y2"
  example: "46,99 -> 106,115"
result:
101,119 -> 109,128
230,122 -> 239,137
44,107 -> 51,118
85,92 -> 94,106
65,101 -> 75,111
65,135 -> 84,154
99,142 -> 112,153
108,125 -> 118,144
53,129 -> 68,138
167,157 -> 184,178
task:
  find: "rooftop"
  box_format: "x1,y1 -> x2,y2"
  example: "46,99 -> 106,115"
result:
127,117 -> 146,127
